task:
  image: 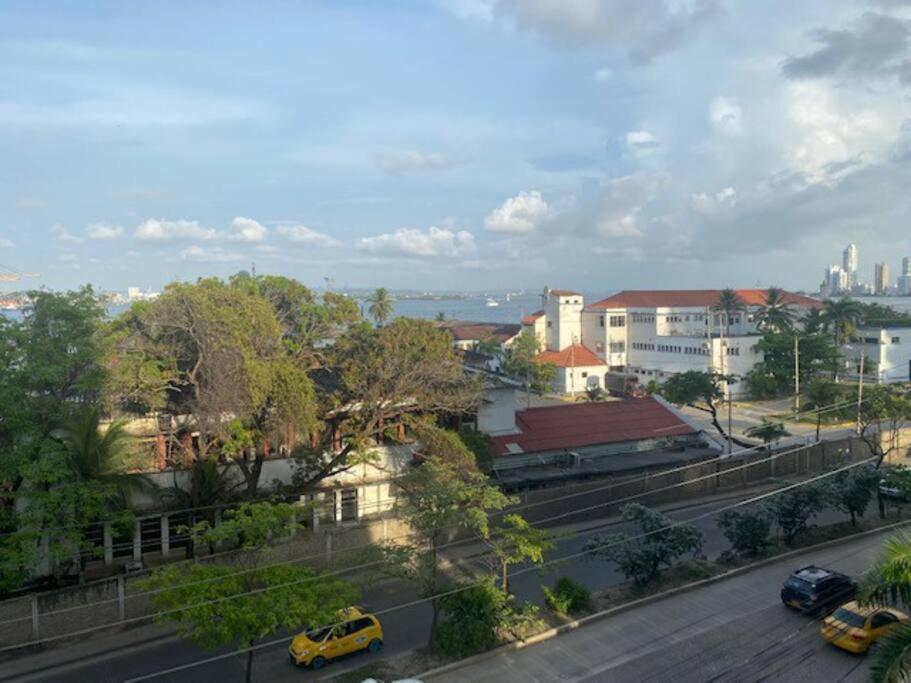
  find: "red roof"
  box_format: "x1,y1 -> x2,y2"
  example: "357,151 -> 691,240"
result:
534,344 -> 603,368
521,310 -> 545,324
587,289 -> 820,309
436,320 -> 521,343
489,398 -> 696,457
549,289 -> 581,297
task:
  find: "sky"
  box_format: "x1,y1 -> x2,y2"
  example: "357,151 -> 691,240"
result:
2,0 -> 911,293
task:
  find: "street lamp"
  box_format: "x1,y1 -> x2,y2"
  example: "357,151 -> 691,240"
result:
841,343 -> 865,435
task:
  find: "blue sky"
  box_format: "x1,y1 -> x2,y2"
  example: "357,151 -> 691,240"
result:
2,0 -> 911,293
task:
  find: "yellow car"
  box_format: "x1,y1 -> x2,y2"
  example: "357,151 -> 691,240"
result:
821,601 -> 909,653
289,607 -> 384,670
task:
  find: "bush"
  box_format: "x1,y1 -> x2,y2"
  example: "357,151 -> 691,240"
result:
542,576 -> 591,615
717,507 -> 772,556
458,429 -> 494,473
585,503 -> 703,586
435,579 -> 538,657
764,484 -> 826,545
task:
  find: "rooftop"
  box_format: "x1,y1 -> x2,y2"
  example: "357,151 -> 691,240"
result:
587,289 -> 821,309
489,397 -> 697,457
521,309 -> 545,324
436,320 -> 522,342
548,289 -> 582,297
534,343 -> 603,368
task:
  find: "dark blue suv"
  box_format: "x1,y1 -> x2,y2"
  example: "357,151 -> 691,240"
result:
781,566 -> 857,615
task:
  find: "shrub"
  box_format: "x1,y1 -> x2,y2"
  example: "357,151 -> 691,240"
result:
717,507 -> 772,556
764,484 -> 826,545
542,576 -> 591,615
436,579 -> 539,657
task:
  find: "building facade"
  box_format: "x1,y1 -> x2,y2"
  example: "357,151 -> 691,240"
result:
525,288 -> 820,397
842,323 -> 911,385
843,243 -> 858,289
875,262 -> 891,295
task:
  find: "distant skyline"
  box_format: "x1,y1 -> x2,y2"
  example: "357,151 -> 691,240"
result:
2,1 -> 911,293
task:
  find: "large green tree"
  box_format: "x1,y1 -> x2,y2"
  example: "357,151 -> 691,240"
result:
383,456 -> 513,647
754,287 -> 796,332
501,328 -> 556,395
660,371 -> 749,446
746,330 -> 837,399
140,502 -> 357,683
366,287 -> 394,326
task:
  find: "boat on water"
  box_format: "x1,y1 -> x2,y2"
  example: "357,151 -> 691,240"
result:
485,297 -> 499,307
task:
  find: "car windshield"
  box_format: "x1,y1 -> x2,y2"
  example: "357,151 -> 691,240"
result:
785,577 -> 813,594
833,608 -> 866,628
305,626 -> 332,642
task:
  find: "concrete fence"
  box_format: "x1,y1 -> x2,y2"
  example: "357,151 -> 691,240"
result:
0,436 -> 878,651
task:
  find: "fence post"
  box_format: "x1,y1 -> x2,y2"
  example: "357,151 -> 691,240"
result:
325,533 -> 333,568
30,595 -> 39,641
103,523 -> 113,566
132,519 -> 142,563
160,514 -> 170,558
117,575 -> 125,621
289,511 -> 297,538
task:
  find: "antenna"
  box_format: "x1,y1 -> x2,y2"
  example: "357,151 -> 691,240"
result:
251,262 -> 256,278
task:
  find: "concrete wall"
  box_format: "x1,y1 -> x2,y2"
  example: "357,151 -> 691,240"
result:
478,387 -> 519,436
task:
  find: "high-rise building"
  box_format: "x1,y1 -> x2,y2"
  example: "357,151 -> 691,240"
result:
899,257 -> 911,296
824,265 -> 848,296
875,262 -> 890,295
843,243 -> 858,289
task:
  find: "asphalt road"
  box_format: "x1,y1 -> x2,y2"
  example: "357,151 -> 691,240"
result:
428,532 -> 890,683
1,494 -> 850,683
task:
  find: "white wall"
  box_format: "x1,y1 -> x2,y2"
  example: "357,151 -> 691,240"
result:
545,293 -> 584,351
478,387 -> 519,435
554,364 -> 606,394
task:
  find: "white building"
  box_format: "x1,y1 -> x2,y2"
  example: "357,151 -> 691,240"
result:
875,263 -> 891,295
843,243 -> 858,289
524,288 -> 820,398
842,323 -> 911,385
823,265 -> 848,297
898,257 -> 911,296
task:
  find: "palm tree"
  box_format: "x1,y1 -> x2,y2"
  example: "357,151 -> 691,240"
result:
862,531 -> 911,682
803,306 -> 827,335
366,287 -> 394,326
161,457 -> 236,558
712,288 -> 746,338
54,409 -> 149,506
754,287 -> 796,332
823,297 -> 864,348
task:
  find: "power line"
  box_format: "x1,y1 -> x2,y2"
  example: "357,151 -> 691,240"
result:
0,438 -> 837,626
115,457 -> 876,683
0,457 -> 873,656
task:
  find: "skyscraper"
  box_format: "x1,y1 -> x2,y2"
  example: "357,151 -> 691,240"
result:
875,262 -> 890,295
899,257 -> 911,296
843,243 -> 858,289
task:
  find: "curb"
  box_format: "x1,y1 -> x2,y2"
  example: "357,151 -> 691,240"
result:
416,518 -> 911,681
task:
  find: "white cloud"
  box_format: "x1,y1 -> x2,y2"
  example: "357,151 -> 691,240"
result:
594,67 -> 612,82
690,187 -> 737,216
228,216 -> 267,242
626,130 -> 658,146
51,224 -> 82,243
357,226 -> 476,257
376,150 -> 455,175
484,190 -> 550,233
276,224 -> 343,248
0,239 -> 13,248
180,245 -> 244,262
135,218 -> 217,241
86,222 -> 124,240
710,96 -> 743,135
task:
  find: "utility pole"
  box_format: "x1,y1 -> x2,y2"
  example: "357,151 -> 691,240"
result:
856,350 -> 865,435
794,335 -> 800,413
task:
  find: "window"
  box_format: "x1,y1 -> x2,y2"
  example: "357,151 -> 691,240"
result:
871,612 -> 899,629
609,315 -> 626,327
893,337 -> 901,344
864,337 -> 878,344
599,315 -> 605,328
340,488 -> 358,522
547,321 -> 552,328
581,371 -> 588,378
347,617 -> 374,635
609,341 -> 625,353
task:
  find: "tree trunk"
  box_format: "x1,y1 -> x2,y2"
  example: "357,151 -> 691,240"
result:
245,648 -> 254,683
816,414 -> 821,442
878,488 -> 886,520
850,510 -> 856,527
502,561 -> 509,595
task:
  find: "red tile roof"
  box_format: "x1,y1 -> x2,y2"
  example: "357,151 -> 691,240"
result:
436,320 -> 521,343
587,289 -> 820,309
521,310 -> 545,324
534,344 -> 604,368
489,397 -> 696,457
548,289 -> 582,297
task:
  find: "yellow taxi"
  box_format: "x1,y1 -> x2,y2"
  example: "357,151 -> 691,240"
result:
289,607 -> 384,670
821,601 -> 909,653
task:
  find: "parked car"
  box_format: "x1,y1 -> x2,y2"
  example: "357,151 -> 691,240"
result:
289,606 -> 384,670
781,566 -> 857,615
879,466 -> 911,502
821,601 -> 909,653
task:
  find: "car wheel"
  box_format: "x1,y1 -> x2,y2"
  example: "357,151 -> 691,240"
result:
368,638 -> 383,654
310,656 -> 327,670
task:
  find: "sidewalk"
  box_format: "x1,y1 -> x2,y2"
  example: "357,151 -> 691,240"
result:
0,481 -> 793,682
